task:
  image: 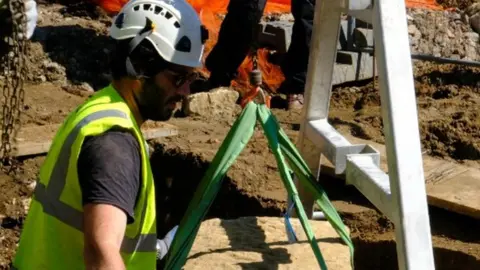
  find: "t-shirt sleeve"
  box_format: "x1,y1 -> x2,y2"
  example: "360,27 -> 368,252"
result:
77,128 -> 141,224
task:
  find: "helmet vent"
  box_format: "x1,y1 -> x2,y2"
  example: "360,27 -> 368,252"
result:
143,4 -> 151,10
174,21 -> 180,28
165,11 -> 173,19
200,25 -> 208,44
154,6 -> 163,14
175,36 -> 191,53
133,5 -> 140,11
114,13 -> 125,28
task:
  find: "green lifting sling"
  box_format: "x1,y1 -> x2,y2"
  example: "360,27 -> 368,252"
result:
162,101 -> 354,270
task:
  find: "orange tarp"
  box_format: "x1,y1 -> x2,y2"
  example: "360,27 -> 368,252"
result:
95,0 -> 443,90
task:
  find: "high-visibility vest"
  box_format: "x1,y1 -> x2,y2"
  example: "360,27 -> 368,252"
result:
12,84 -> 157,270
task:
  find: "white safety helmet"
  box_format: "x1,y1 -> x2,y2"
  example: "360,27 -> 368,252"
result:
109,0 -> 208,72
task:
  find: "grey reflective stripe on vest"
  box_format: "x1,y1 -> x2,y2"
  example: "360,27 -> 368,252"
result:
32,109 -> 157,253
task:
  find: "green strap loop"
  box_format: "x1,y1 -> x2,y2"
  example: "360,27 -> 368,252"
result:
163,102 -> 354,270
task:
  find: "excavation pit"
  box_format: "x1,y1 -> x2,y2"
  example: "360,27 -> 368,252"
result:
149,143 -> 480,270
149,145 -> 284,237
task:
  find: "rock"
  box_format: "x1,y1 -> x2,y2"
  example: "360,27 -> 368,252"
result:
407,23 -> 422,47
469,13 -> 480,34
26,181 -> 36,193
78,82 -> 94,92
451,54 -> 461,59
185,217 -> 352,270
465,3 -> 480,17
446,29 -> 455,38
464,31 -> 480,43
349,87 -> 361,93
61,82 -> 95,97
464,43 -> 478,60
408,24 -> 419,35
461,13 -> 470,25
21,198 -> 31,214
183,88 -> 240,117
42,61 -> 66,82
451,12 -> 462,21
432,46 -> 442,57
434,34 -> 447,47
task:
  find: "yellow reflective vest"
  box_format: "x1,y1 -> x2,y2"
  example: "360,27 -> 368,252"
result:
12,84 -> 157,270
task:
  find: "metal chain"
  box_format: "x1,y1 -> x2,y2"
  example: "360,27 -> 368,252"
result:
0,0 -> 27,174
249,50 -> 262,87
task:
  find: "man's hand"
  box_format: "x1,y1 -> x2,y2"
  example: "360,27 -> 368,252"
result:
83,203 -> 127,270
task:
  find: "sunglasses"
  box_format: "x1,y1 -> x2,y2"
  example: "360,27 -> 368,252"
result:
166,70 -> 198,88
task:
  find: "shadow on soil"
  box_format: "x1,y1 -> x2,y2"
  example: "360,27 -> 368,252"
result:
150,145 -> 283,237
353,239 -> 480,270
32,24 -> 114,89
416,66 -> 480,89
321,175 -> 480,243
219,217 -> 292,270
150,143 -> 480,269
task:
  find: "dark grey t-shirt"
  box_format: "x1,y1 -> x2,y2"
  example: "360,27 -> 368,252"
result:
77,128 -> 141,224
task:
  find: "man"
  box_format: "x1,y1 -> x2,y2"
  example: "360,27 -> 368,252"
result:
191,0 -> 315,110
12,0 -> 207,269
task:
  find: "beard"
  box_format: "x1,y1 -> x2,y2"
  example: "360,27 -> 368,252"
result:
135,78 -> 182,122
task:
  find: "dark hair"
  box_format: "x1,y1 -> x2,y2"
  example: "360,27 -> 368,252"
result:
109,37 -> 170,80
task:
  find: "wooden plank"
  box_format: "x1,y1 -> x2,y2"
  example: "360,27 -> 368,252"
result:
10,121 -> 179,157
426,170 -> 480,219
319,133 -> 480,220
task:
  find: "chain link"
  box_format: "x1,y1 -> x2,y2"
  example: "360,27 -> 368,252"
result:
0,0 -> 27,174
252,51 -> 258,70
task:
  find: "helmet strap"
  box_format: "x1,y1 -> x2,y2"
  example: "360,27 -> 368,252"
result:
125,17 -> 155,77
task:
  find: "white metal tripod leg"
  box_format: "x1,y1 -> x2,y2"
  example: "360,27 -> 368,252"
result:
372,0 -> 435,269
288,0 -> 435,268
291,0 -> 344,219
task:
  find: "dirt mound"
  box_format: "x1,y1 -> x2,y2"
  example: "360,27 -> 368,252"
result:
26,3 -> 113,89
326,62 -> 480,163
421,111 -> 480,159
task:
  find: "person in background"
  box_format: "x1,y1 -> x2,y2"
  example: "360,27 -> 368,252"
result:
12,0 -> 207,269
191,0 -> 316,110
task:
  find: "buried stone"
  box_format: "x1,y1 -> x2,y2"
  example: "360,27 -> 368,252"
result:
182,88 -> 240,117
149,145 -> 353,270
